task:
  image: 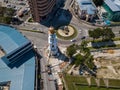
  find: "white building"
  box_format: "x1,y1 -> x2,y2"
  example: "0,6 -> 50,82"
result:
48,27 -> 58,56
71,0 -> 97,21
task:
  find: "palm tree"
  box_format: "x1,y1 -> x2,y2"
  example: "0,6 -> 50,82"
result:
85,55 -> 94,69
79,40 -> 88,53
74,53 -> 84,66
66,44 -> 76,63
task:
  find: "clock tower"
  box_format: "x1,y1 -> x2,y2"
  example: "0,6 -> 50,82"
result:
48,27 -> 58,56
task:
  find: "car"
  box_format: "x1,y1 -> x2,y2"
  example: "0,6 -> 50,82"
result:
47,68 -> 52,75
79,71 -> 83,75
32,27 -> 36,30
47,65 -> 52,75
81,36 -> 86,39
70,39 -> 76,42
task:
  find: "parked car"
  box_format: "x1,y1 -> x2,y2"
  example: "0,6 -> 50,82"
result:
81,36 -> 86,39
47,65 -> 52,75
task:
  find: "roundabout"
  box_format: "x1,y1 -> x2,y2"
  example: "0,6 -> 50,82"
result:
56,25 -> 78,40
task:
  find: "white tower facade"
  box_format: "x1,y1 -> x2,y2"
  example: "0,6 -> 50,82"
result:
48,27 -> 58,56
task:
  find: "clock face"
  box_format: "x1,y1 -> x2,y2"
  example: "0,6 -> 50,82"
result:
52,45 -> 54,48
51,34 -> 55,38
50,38 -> 54,42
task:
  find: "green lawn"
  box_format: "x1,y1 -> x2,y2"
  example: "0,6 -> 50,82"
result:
91,77 -> 97,85
64,74 -> 88,90
75,85 -> 120,90
56,25 -> 78,40
63,74 -> 120,90
109,79 -> 120,87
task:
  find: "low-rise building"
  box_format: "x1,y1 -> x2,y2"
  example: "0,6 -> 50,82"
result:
102,0 -> 120,21
71,0 -> 97,21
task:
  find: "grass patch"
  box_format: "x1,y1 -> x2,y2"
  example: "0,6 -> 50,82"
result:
109,79 -> 120,87
20,29 -> 45,33
112,37 -> 120,41
56,25 -> 78,40
100,78 -> 106,86
86,37 -> 120,43
28,17 -> 34,22
65,74 -> 87,83
111,22 -> 120,26
91,77 -> 97,85
64,74 -> 120,90
75,85 -> 119,90
63,74 -> 88,90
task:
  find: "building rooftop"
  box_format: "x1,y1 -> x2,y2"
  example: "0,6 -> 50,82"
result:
104,0 -> 120,12
0,25 -> 29,54
77,0 -> 97,14
0,25 -> 35,90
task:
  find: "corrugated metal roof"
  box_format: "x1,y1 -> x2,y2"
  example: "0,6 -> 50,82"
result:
104,0 -> 120,12
0,25 -> 29,54
0,54 -> 35,90
0,25 -> 35,90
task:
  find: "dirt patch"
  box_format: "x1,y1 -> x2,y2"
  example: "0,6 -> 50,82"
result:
96,57 -> 120,79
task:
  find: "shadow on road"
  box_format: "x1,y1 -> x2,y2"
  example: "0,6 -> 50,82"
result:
91,40 -> 116,49
40,8 -> 72,29
40,0 -> 72,28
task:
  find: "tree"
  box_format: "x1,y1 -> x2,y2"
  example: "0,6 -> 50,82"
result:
89,27 -> 115,41
93,0 -> 104,7
66,41 -> 95,70
0,7 -> 6,16
88,29 -> 100,40
94,28 -> 101,39
84,48 -> 90,56
88,30 -> 93,37
102,27 -> 115,40
79,40 -> 88,53
4,8 -> 15,17
3,17 -> 12,24
88,30 -> 94,40
66,44 -> 76,58
85,55 -> 94,69
74,54 -> 84,66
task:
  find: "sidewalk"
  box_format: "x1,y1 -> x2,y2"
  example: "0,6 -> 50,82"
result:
44,46 -> 69,89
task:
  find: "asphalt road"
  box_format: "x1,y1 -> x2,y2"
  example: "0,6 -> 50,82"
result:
21,30 -> 56,90
15,1 -> 120,89
39,49 -> 56,90
20,30 -> 48,47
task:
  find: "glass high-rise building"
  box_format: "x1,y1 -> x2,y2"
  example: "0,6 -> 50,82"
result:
28,0 -> 56,22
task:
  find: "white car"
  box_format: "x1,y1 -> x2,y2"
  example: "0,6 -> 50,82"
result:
70,39 -> 76,42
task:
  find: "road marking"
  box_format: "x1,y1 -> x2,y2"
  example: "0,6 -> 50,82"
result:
79,29 -> 81,31
79,29 -> 82,33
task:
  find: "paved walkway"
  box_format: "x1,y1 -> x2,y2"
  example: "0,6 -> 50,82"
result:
44,46 -> 70,88
91,49 -> 120,58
